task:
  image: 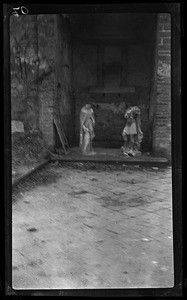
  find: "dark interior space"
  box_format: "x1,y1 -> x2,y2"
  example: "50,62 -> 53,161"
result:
69,13 -> 157,151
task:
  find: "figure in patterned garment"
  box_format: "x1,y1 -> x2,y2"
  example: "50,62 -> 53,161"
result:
79,104 -> 96,155
121,105 -> 143,157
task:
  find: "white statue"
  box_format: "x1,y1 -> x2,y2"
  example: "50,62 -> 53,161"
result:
122,106 -> 143,157
79,104 -> 96,155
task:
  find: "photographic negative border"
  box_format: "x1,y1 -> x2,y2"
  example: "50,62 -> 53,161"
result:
3,2 -> 182,297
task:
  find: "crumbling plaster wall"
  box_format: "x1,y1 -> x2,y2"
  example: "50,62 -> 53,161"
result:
10,14 -> 55,146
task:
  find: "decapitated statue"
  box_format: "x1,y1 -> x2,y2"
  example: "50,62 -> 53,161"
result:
121,105 -> 143,157
79,104 -> 96,155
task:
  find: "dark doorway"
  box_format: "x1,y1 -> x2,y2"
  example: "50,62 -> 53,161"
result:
54,13 -> 157,152
70,13 -> 157,151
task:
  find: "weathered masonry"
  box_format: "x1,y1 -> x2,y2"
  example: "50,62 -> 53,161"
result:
10,13 -> 171,159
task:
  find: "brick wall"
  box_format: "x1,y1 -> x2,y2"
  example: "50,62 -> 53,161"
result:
154,14 -> 171,160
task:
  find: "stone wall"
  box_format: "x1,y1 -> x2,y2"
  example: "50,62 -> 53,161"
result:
10,14 -> 55,146
154,14 -> 171,160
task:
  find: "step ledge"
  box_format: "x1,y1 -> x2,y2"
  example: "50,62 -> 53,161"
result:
12,159 -> 49,188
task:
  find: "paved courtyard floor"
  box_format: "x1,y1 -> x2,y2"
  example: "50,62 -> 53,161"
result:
12,162 -> 174,290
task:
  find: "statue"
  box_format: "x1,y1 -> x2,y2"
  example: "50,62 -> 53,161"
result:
79,104 -> 96,155
121,105 -> 143,157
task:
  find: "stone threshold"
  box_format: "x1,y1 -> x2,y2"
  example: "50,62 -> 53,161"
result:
51,147 -> 169,167
51,156 -> 168,167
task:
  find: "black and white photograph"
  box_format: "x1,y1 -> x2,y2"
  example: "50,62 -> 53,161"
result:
4,3 -> 182,296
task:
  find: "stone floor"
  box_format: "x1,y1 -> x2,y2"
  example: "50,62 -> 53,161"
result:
12,163 -> 174,290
